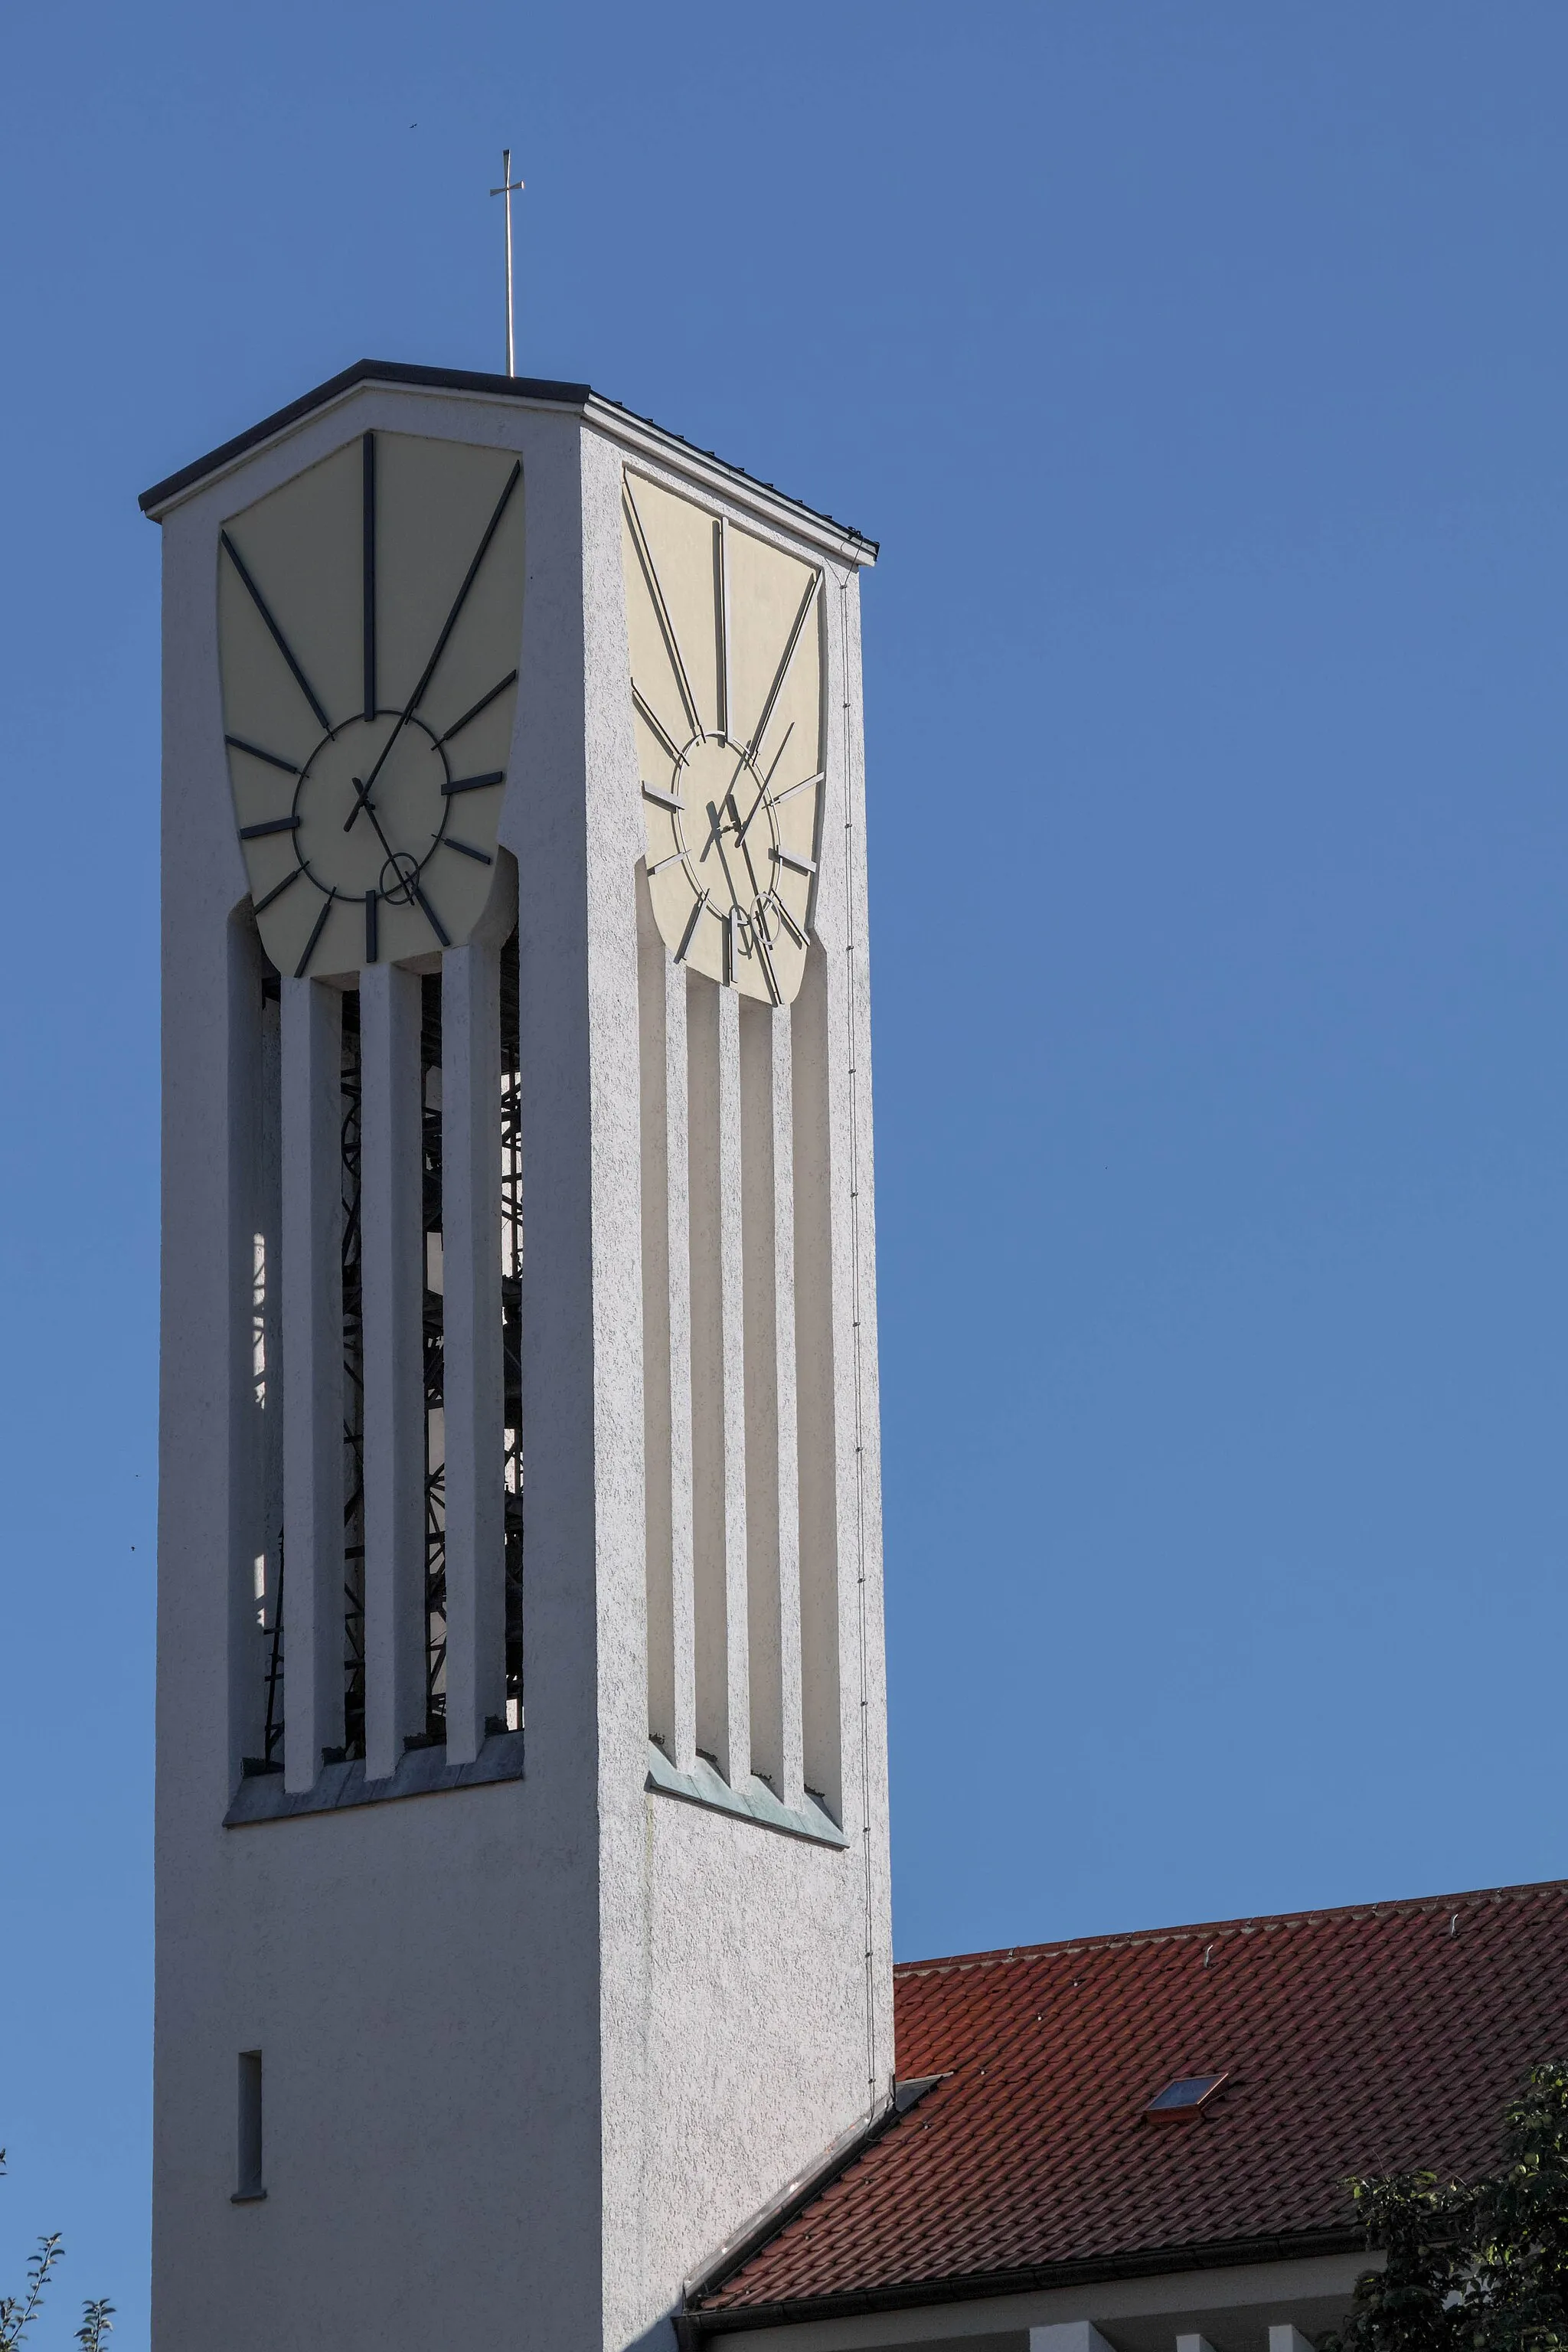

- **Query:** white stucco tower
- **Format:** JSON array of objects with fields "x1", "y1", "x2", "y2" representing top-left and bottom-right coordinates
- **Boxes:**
[{"x1": 145, "y1": 361, "x2": 890, "y2": 2352}]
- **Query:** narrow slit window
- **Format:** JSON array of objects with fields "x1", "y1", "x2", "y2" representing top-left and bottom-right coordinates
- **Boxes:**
[
  {"x1": 339, "y1": 991, "x2": 367, "y2": 1762},
  {"x1": 243, "y1": 957, "x2": 285, "y2": 1780},
  {"x1": 420, "y1": 974, "x2": 447, "y2": 1743},
  {"x1": 234, "y1": 2051, "x2": 264, "y2": 2201}
]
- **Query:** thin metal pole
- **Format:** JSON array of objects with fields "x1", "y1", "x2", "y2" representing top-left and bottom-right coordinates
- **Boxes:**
[
  {"x1": 502, "y1": 149, "x2": 514, "y2": 375},
  {"x1": 490, "y1": 149, "x2": 525, "y2": 377}
]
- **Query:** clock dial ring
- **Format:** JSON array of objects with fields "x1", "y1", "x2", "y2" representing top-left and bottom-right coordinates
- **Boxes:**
[
  {"x1": 285, "y1": 706, "x2": 454, "y2": 906},
  {"x1": 643, "y1": 730, "x2": 808, "y2": 1001},
  {"x1": 219, "y1": 429, "x2": 525, "y2": 978},
  {"x1": 674, "y1": 731, "x2": 777, "y2": 902},
  {"x1": 624, "y1": 469, "x2": 825, "y2": 1004}
]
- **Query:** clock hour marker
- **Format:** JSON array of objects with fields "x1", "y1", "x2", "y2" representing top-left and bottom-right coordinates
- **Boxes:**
[
  {"x1": 632, "y1": 686, "x2": 684, "y2": 766},
  {"x1": 441, "y1": 771, "x2": 506, "y2": 796},
  {"x1": 674, "y1": 889, "x2": 709, "y2": 965},
  {"x1": 362, "y1": 433, "x2": 377, "y2": 723},
  {"x1": 225, "y1": 734, "x2": 302, "y2": 776},
  {"x1": 761, "y1": 727, "x2": 795, "y2": 786},
  {"x1": 349, "y1": 463, "x2": 522, "y2": 823},
  {"x1": 253, "y1": 867, "x2": 302, "y2": 914},
  {"x1": 616, "y1": 471, "x2": 825, "y2": 1004},
  {"x1": 413, "y1": 884, "x2": 451, "y2": 948},
  {"x1": 407, "y1": 462, "x2": 521, "y2": 719},
  {"x1": 218, "y1": 439, "x2": 533, "y2": 979},
  {"x1": 294, "y1": 895, "x2": 334, "y2": 979},
  {"x1": 220, "y1": 531, "x2": 331, "y2": 733},
  {"x1": 623, "y1": 482, "x2": 703, "y2": 744},
  {"x1": 746, "y1": 570, "x2": 821, "y2": 764},
  {"x1": 714, "y1": 516, "x2": 730, "y2": 743},
  {"x1": 436, "y1": 670, "x2": 518, "y2": 747},
  {"x1": 770, "y1": 769, "x2": 825, "y2": 807},
  {"x1": 769, "y1": 890, "x2": 807, "y2": 949},
  {"x1": 753, "y1": 924, "x2": 782, "y2": 1007}
]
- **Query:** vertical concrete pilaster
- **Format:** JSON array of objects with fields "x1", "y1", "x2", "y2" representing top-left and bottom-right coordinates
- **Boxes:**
[
  {"x1": 639, "y1": 884, "x2": 697, "y2": 1771},
  {"x1": 358, "y1": 962, "x2": 426, "y2": 1779},
  {"x1": 280, "y1": 975, "x2": 345, "y2": 1792},
  {"x1": 717, "y1": 982, "x2": 750, "y2": 1784},
  {"x1": 689, "y1": 974, "x2": 750, "y2": 1785},
  {"x1": 741, "y1": 998, "x2": 804, "y2": 1810},
  {"x1": 442, "y1": 939, "x2": 505, "y2": 1763}
]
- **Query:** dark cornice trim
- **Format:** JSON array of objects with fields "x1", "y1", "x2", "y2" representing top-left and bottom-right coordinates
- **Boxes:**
[
  {"x1": 137, "y1": 361, "x2": 880, "y2": 558},
  {"x1": 679, "y1": 2226, "x2": 1367, "y2": 2339},
  {"x1": 139, "y1": 361, "x2": 590, "y2": 513}
]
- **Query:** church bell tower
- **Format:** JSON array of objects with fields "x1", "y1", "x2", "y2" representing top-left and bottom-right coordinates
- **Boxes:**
[{"x1": 144, "y1": 361, "x2": 890, "y2": 2352}]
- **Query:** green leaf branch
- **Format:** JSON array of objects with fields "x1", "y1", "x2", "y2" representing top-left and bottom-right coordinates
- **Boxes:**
[{"x1": 0, "y1": 2154, "x2": 113, "y2": 2352}]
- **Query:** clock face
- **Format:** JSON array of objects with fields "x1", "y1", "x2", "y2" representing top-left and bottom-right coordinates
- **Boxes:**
[
  {"x1": 622, "y1": 472, "x2": 825, "y2": 1004},
  {"x1": 217, "y1": 431, "x2": 525, "y2": 978}
]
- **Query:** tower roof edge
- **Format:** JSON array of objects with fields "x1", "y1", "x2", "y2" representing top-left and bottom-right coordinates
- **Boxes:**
[{"x1": 138, "y1": 358, "x2": 879, "y2": 563}]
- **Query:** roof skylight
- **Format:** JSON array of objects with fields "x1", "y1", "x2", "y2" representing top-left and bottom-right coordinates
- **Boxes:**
[{"x1": 1145, "y1": 2071, "x2": 1228, "y2": 2120}]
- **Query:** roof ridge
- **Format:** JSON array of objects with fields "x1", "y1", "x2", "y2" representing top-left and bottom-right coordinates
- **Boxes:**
[
  {"x1": 894, "y1": 1876, "x2": 1568, "y2": 1976},
  {"x1": 139, "y1": 359, "x2": 878, "y2": 553}
]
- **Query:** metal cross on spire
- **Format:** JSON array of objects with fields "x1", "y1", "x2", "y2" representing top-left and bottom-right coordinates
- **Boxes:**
[{"x1": 489, "y1": 147, "x2": 525, "y2": 377}]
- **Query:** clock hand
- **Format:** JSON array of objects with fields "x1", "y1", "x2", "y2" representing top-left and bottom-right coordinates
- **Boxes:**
[
  {"x1": 697, "y1": 799, "x2": 728, "y2": 864},
  {"x1": 749, "y1": 901, "x2": 782, "y2": 1006},
  {"x1": 727, "y1": 791, "x2": 767, "y2": 910},
  {"x1": 347, "y1": 460, "x2": 521, "y2": 834},
  {"x1": 334, "y1": 771, "x2": 385, "y2": 837},
  {"x1": 342, "y1": 714, "x2": 404, "y2": 834},
  {"x1": 339, "y1": 770, "x2": 443, "y2": 938},
  {"x1": 344, "y1": 773, "x2": 377, "y2": 830},
  {"x1": 345, "y1": 776, "x2": 401, "y2": 878},
  {"x1": 732, "y1": 726, "x2": 795, "y2": 848},
  {"x1": 701, "y1": 802, "x2": 746, "y2": 924}
]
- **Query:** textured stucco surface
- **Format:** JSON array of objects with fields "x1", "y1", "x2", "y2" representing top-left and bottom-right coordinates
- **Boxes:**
[{"x1": 155, "y1": 381, "x2": 888, "y2": 2352}]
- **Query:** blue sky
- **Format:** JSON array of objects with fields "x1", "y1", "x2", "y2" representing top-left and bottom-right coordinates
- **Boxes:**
[{"x1": 4, "y1": 2, "x2": 1568, "y2": 2342}]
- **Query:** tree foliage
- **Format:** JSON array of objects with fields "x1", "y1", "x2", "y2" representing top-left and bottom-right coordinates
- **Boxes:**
[
  {"x1": 0, "y1": 2153, "x2": 113, "y2": 2352},
  {"x1": 1326, "y1": 2062, "x2": 1568, "y2": 2352}
]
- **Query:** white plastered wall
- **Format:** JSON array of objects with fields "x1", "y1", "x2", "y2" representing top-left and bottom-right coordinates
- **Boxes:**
[{"x1": 153, "y1": 377, "x2": 889, "y2": 2352}]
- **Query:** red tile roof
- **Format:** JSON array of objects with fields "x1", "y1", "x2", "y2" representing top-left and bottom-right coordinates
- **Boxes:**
[{"x1": 691, "y1": 1879, "x2": 1568, "y2": 2329}]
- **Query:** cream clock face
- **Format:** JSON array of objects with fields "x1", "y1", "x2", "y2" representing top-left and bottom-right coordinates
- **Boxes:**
[
  {"x1": 622, "y1": 472, "x2": 825, "y2": 1004},
  {"x1": 217, "y1": 431, "x2": 525, "y2": 978}
]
